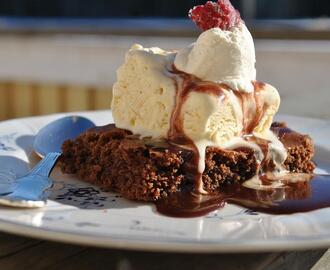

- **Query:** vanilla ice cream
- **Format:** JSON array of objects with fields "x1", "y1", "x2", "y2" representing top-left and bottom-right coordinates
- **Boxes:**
[
  {"x1": 180, "y1": 83, "x2": 280, "y2": 145},
  {"x1": 112, "y1": 44, "x2": 176, "y2": 138},
  {"x1": 174, "y1": 23, "x2": 256, "y2": 93}
]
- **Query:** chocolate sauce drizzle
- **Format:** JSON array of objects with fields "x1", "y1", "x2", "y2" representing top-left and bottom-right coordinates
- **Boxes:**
[
  {"x1": 167, "y1": 67, "x2": 227, "y2": 192},
  {"x1": 235, "y1": 81, "x2": 267, "y2": 134},
  {"x1": 167, "y1": 67, "x2": 271, "y2": 193}
]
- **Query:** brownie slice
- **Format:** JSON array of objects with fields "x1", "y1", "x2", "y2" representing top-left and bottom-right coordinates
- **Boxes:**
[
  {"x1": 271, "y1": 122, "x2": 316, "y2": 173},
  {"x1": 59, "y1": 123, "x2": 315, "y2": 202}
]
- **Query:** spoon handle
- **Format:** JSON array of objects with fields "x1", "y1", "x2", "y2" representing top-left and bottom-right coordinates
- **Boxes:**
[
  {"x1": 0, "y1": 152, "x2": 62, "y2": 208},
  {"x1": 30, "y1": 152, "x2": 61, "y2": 177}
]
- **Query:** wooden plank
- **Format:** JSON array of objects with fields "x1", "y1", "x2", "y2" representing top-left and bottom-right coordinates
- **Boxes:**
[
  {"x1": 0, "y1": 82, "x2": 9, "y2": 120},
  {"x1": 38, "y1": 83, "x2": 61, "y2": 115},
  {"x1": 66, "y1": 85, "x2": 89, "y2": 112},
  {"x1": 0, "y1": 238, "x2": 86, "y2": 270},
  {"x1": 48, "y1": 248, "x2": 327, "y2": 270},
  {"x1": 57, "y1": 85, "x2": 68, "y2": 112},
  {"x1": 48, "y1": 249, "x2": 120, "y2": 270},
  {"x1": 2, "y1": 82, "x2": 15, "y2": 119},
  {"x1": 29, "y1": 83, "x2": 41, "y2": 116},
  {"x1": 253, "y1": 250, "x2": 326, "y2": 270},
  {"x1": 0, "y1": 233, "x2": 41, "y2": 257},
  {"x1": 86, "y1": 86, "x2": 97, "y2": 110},
  {"x1": 95, "y1": 86, "x2": 112, "y2": 110},
  {"x1": 0, "y1": 230, "x2": 325, "y2": 270},
  {"x1": 12, "y1": 82, "x2": 33, "y2": 118},
  {"x1": 0, "y1": 81, "x2": 113, "y2": 118},
  {"x1": 311, "y1": 249, "x2": 330, "y2": 270}
]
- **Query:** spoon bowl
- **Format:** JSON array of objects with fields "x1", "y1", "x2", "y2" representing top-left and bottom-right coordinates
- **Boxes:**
[
  {"x1": 0, "y1": 115, "x2": 96, "y2": 208},
  {"x1": 34, "y1": 116, "x2": 95, "y2": 157}
]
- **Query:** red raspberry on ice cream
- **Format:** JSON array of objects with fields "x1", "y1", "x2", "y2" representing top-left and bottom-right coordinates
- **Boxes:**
[{"x1": 189, "y1": 0, "x2": 242, "y2": 31}]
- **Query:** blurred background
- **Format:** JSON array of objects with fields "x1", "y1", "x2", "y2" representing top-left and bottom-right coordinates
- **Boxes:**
[{"x1": 0, "y1": 0, "x2": 329, "y2": 120}]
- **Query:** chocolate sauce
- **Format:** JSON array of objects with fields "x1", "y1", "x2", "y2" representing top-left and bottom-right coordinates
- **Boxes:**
[
  {"x1": 156, "y1": 173, "x2": 330, "y2": 217},
  {"x1": 168, "y1": 67, "x2": 227, "y2": 192},
  {"x1": 234, "y1": 81, "x2": 268, "y2": 134},
  {"x1": 244, "y1": 135, "x2": 274, "y2": 172}
]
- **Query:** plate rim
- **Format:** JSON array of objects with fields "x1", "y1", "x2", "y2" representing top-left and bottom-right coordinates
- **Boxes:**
[{"x1": 1, "y1": 216, "x2": 330, "y2": 253}]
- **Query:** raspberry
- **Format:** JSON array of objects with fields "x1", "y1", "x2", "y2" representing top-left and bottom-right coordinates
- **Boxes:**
[{"x1": 189, "y1": 0, "x2": 242, "y2": 31}]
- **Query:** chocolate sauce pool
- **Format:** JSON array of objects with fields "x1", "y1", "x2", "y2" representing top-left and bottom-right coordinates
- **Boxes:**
[{"x1": 156, "y1": 174, "x2": 330, "y2": 217}]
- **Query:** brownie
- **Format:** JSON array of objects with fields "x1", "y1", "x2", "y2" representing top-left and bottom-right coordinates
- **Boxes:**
[{"x1": 59, "y1": 123, "x2": 316, "y2": 202}]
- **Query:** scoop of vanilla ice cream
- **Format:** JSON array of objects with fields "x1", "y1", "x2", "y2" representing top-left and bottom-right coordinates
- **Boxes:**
[
  {"x1": 111, "y1": 44, "x2": 176, "y2": 138},
  {"x1": 174, "y1": 23, "x2": 256, "y2": 93},
  {"x1": 181, "y1": 83, "x2": 280, "y2": 145},
  {"x1": 182, "y1": 89, "x2": 242, "y2": 144}
]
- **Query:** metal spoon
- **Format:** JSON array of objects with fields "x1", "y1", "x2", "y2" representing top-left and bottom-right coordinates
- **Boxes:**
[{"x1": 0, "y1": 116, "x2": 95, "y2": 208}]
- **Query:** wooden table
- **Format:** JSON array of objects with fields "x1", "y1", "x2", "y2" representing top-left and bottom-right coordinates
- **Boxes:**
[{"x1": 0, "y1": 232, "x2": 328, "y2": 270}]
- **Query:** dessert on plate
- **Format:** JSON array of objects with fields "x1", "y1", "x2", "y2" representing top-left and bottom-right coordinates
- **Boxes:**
[{"x1": 60, "y1": 0, "x2": 321, "y2": 217}]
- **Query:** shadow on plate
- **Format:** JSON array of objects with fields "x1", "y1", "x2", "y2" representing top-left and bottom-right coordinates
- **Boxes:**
[
  {"x1": 0, "y1": 155, "x2": 30, "y2": 176},
  {"x1": 0, "y1": 155, "x2": 29, "y2": 201},
  {"x1": 15, "y1": 135, "x2": 39, "y2": 169},
  {"x1": 314, "y1": 146, "x2": 330, "y2": 174}
]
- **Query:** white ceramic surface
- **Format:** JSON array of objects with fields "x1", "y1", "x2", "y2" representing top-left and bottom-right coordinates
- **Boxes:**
[{"x1": 0, "y1": 111, "x2": 329, "y2": 253}]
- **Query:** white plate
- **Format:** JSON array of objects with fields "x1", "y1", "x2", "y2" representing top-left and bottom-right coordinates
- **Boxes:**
[{"x1": 0, "y1": 111, "x2": 329, "y2": 253}]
